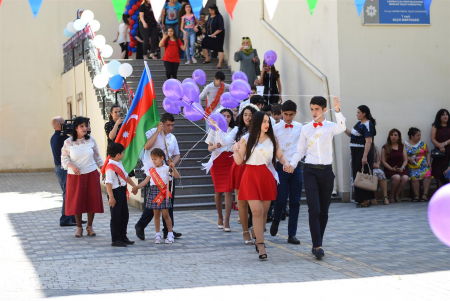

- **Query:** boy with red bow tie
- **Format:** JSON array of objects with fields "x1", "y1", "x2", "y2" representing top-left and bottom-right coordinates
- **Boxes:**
[{"x1": 289, "y1": 96, "x2": 346, "y2": 259}]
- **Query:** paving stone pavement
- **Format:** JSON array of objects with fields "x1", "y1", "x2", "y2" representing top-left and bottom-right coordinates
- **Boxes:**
[{"x1": 1, "y1": 172, "x2": 449, "y2": 301}]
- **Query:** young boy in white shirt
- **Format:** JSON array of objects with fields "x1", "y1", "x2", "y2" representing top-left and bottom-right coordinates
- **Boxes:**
[
  {"x1": 289, "y1": 96, "x2": 346, "y2": 258},
  {"x1": 105, "y1": 143, "x2": 138, "y2": 247}
]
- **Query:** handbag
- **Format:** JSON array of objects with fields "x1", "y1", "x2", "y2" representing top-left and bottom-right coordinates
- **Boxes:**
[
  {"x1": 354, "y1": 164, "x2": 378, "y2": 192},
  {"x1": 431, "y1": 128, "x2": 447, "y2": 158},
  {"x1": 252, "y1": 49, "x2": 261, "y2": 77}
]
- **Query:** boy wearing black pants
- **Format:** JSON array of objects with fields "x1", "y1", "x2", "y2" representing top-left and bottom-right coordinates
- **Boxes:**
[
  {"x1": 105, "y1": 143, "x2": 138, "y2": 247},
  {"x1": 289, "y1": 96, "x2": 346, "y2": 258}
]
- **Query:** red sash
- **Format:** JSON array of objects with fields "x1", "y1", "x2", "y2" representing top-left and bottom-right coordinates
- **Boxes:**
[
  {"x1": 204, "y1": 83, "x2": 225, "y2": 120},
  {"x1": 105, "y1": 164, "x2": 130, "y2": 200},
  {"x1": 149, "y1": 167, "x2": 173, "y2": 206}
]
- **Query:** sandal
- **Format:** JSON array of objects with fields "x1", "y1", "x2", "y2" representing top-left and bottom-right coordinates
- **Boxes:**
[
  {"x1": 258, "y1": 243, "x2": 267, "y2": 261},
  {"x1": 395, "y1": 195, "x2": 402, "y2": 203},
  {"x1": 359, "y1": 201, "x2": 372, "y2": 208},
  {"x1": 215, "y1": 66, "x2": 222, "y2": 69},
  {"x1": 420, "y1": 193, "x2": 429, "y2": 202},
  {"x1": 383, "y1": 197, "x2": 390, "y2": 205},
  {"x1": 202, "y1": 60, "x2": 211, "y2": 64},
  {"x1": 411, "y1": 195, "x2": 420, "y2": 202},
  {"x1": 74, "y1": 227, "x2": 83, "y2": 238},
  {"x1": 371, "y1": 199, "x2": 378, "y2": 205},
  {"x1": 86, "y1": 226, "x2": 96, "y2": 236},
  {"x1": 242, "y1": 231, "x2": 253, "y2": 245}
]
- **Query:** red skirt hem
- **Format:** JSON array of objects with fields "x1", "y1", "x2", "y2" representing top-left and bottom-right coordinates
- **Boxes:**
[
  {"x1": 228, "y1": 161, "x2": 247, "y2": 190},
  {"x1": 238, "y1": 165, "x2": 277, "y2": 201},
  {"x1": 65, "y1": 170, "x2": 104, "y2": 215},
  {"x1": 211, "y1": 152, "x2": 234, "y2": 192}
]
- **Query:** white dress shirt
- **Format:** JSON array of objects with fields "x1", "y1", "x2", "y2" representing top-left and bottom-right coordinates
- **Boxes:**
[
  {"x1": 61, "y1": 137, "x2": 104, "y2": 175},
  {"x1": 143, "y1": 164, "x2": 171, "y2": 186},
  {"x1": 104, "y1": 160, "x2": 128, "y2": 189},
  {"x1": 199, "y1": 82, "x2": 230, "y2": 107},
  {"x1": 202, "y1": 128, "x2": 234, "y2": 173},
  {"x1": 143, "y1": 128, "x2": 180, "y2": 167},
  {"x1": 273, "y1": 120, "x2": 303, "y2": 162},
  {"x1": 290, "y1": 112, "x2": 346, "y2": 168}
]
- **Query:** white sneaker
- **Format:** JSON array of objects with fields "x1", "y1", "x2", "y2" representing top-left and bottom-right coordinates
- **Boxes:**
[
  {"x1": 237, "y1": 216, "x2": 241, "y2": 224},
  {"x1": 155, "y1": 233, "x2": 161, "y2": 244},
  {"x1": 192, "y1": 57, "x2": 197, "y2": 64},
  {"x1": 165, "y1": 236, "x2": 174, "y2": 244},
  {"x1": 185, "y1": 60, "x2": 191, "y2": 65}
]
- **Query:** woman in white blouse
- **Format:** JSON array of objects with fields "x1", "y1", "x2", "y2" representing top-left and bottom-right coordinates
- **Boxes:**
[
  {"x1": 62, "y1": 117, "x2": 104, "y2": 238},
  {"x1": 203, "y1": 108, "x2": 235, "y2": 232},
  {"x1": 233, "y1": 111, "x2": 292, "y2": 260}
]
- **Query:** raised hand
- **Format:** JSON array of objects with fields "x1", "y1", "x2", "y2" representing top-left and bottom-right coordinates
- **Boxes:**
[{"x1": 333, "y1": 97, "x2": 341, "y2": 112}]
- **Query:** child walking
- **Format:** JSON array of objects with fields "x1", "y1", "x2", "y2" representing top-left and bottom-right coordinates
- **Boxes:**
[
  {"x1": 133, "y1": 148, "x2": 180, "y2": 244},
  {"x1": 180, "y1": 3, "x2": 199, "y2": 64},
  {"x1": 105, "y1": 143, "x2": 138, "y2": 247}
]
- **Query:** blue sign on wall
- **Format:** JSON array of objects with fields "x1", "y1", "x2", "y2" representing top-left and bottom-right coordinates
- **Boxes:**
[{"x1": 363, "y1": 0, "x2": 431, "y2": 25}]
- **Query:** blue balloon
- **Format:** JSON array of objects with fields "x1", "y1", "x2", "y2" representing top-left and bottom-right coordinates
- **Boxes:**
[
  {"x1": 131, "y1": 48, "x2": 137, "y2": 53},
  {"x1": 131, "y1": 29, "x2": 136, "y2": 35},
  {"x1": 109, "y1": 75, "x2": 123, "y2": 90},
  {"x1": 107, "y1": 60, "x2": 122, "y2": 76},
  {"x1": 130, "y1": 0, "x2": 137, "y2": 4},
  {"x1": 132, "y1": 15, "x2": 138, "y2": 21},
  {"x1": 63, "y1": 28, "x2": 74, "y2": 38},
  {"x1": 133, "y1": 24, "x2": 138, "y2": 29},
  {"x1": 126, "y1": 5, "x2": 132, "y2": 10}
]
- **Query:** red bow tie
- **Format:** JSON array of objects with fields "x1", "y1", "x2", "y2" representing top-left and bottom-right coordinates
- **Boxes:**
[
  {"x1": 313, "y1": 122, "x2": 323, "y2": 128},
  {"x1": 285, "y1": 124, "x2": 293, "y2": 129}
]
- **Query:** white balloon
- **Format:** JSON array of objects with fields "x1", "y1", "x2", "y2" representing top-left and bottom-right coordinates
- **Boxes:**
[
  {"x1": 81, "y1": 10, "x2": 94, "y2": 22},
  {"x1": 73, "y1": 19, "x2": 88, "y2": 31},
  {"x1": 89, "y1": 20, "x2": 101, "y2": 32},
  {"x1": 101, "y1": 45, "x2": 113, "y2": 58},
  {"x1": 93, "y1": 35, "x2": 106, "y2": 49},
  {"x1": 93, "y1": 74, "x2": 109, "y2": 89},
  {"x1": 119, "y1": 63, "x2": 133, "y2": 78},
  {"x1": 107, "y1": 60, "x2": 122, "y2": 76},
  {"x1": 67, "y1": 21, "x2": 77, "y2": 33},
  {"x1": 101, "y1": 64, "x2": 111, "y2": 78}
]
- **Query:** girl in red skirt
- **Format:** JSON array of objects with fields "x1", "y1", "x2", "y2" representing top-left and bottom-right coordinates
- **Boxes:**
[
  {"x1": 216, "y1": 104, "x2": 258, "y2": 245},
  {"x1": 233, "y1": 111, "x2": 292, "y2": 260},
  {"x1": 203, "y1": 108, "x2": 235, "y2": 232},
  {"x1": 61, "y1": 117, "x2": 104, "y2": 238}
]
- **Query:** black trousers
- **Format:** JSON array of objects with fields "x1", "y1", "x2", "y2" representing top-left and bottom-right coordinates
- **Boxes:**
[
  {"x1": 136, "y1": 42, "x2": 143, "y2": 59},
  {"x1": 351, "y1": 146, "x2": 375, "y2": 203},
  {"x1": 163, "y1": 61, "x2": 180, "y2": 79},
  {"x1": 119, "y1": 42, "x2": 129, "y2": 59},
  {"x1": 137, "y1": 180, "x2": 176, "y2": 231},
  {"x1": 139, "y1": 23, "x2": 159, "y2": 56},
  {"x1": 109, "y1": 186, "x2": 129, "y2": 242},
  {"x1": 303, "y1": 167, "x2": 334, "y2": 248}
]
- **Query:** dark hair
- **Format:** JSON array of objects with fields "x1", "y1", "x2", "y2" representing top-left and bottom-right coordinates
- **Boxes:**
[
  {"x1": 383, "y1": 128, "x2": 402, "y2": 160},
  {"x1": 122, "y1": 13, "x2": 130, "y2": 25},
  {"x1": 261, "y1": 105, "x2": 272, "y2": 113},
  {"x1": 236, "y1": 106, "x2": 257, "y2": 141},
  {"x1": 250, "y1": 95, "x2": 264, "y2": 105},
  {"x1": 408, "y1": 127, "x2": 421, "y2": 139},
  {"x1": 107, "y1": 142, "x2": 125, "y2": 158},
  {"x1": 250, "y1": 85, "x2": 256, "y2": 91},
  {"x1": 72, "y1": 116, "x2": 90, "y2": 140},
  {"x1": 272, "y1": 104, "x2": 282, "y2": 115},
  {"x1": 310, "y1": 96, "x2": 327, "y2": 109},
  {"x1": 220, "y1": 108, "x2": 235, "y2": 129},
  {"x1": 200, "y1": 12, "x2": 205, "y2": 16},
  {"x1": 432, "y1": 109, "x2": 450, "y2": 129},
  {"x1": 262, "y1": 60, "x2": 279, "y2": 79},
  {"x1": 281, "y1": 100, "x2": 296, "y2": 112},
  {"x1": 246, "y1": 111, "x2": 277, "y2": 166},
  {"x1": 161, "y1": 113, "x2": 175, "y2": 123},
  {"x1": 178, "y1": 3, "x2": 191, "y2": 24},
  {"x1": 151, "y1": 148, "x2": 166, "y2": 159},
  {"x1": 109, "y1": 104, "x2": 121, "y2": 121},
  {"x1": 209, "y1": 4, "x2": 220, "y2": 15},
  {"x1": 358, "y1": 105, "x2": 377, "y2": 136},
  {"x1": 214, "y1": 71, "x2": 225, "y2": 81},
  {"x1": 165, "y1": 27, "x2": 180, "y2": 48}
]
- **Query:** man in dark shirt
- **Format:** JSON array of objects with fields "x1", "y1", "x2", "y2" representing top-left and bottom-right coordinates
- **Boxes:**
[{"x1": 50, "y1": 117, "x2": 77, "y2": 226}]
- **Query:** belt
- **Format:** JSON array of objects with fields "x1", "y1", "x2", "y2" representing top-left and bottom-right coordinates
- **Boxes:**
[
  {"x1": 304, "y1": 163, "x2": 332, "y2": 170},
  {"x1": 55, "y1": 165, "x2": 61, "y2": 167}
]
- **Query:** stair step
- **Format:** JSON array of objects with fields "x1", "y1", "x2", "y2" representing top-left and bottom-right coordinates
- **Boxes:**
[{"x1": 176, "y1": 175, "x2": 212, "y2": 185}]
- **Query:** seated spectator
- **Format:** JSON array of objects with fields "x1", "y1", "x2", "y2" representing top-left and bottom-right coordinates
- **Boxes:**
[
  {"x1": 272, "y1": 104, "x2": 282, "y2": 124},
  {"x1": 405, "y1": 127, "x2": 432, "y2": 202},
  {"x1": 261, "y1": 105, "x2": 272, "y2": 117},
  {"x1": 430, "y1": 109, "x2": 450, "y2": 187},
  {"x1": 381, "y1": 129, "x2": 409, "y2": 203},
  {"x1": 443, "y1": 162, "x2": 450, "y2": 184},
  {"x1": 373, "y1": 146, "x2": 389, "y2": 205}
]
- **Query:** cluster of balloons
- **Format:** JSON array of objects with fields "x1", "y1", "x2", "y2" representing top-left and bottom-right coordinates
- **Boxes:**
[
  {"x1": 93, "y1": 60, "x2": 134, "y2": 90},
  {"x1": 125, "y1": 0, "x2": 141, "y2": 57},
  {"x1": 64, "y1": 10, "x2": 101, "y2": 38}
]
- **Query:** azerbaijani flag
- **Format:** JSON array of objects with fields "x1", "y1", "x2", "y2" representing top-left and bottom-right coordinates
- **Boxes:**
[{"x1": 101, "y1": 63, "x2": 159, "y2": 174}]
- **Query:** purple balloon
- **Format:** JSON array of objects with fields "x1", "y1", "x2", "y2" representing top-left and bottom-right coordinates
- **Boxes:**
[
  {"x1": 264, "y1": 50, "x2": 277, "y2": 66},
  {"x1": 232, "y1": 71, "x2": 248, "y2": 83},
  {"x1": 163, "y1": 97, "x2": 181, "y2": 114},
  {"x1": 220, "y1": 92, "x2": 240, "y2": 109},
  {"x1": 192, "y1": 69, "x2": 207, "y2": 86},
  {"x1": 229, "y1": 79, "x2": 251, "y2": 101},
  {"x1": 428, "y1": 184, "x2": 450, "y2": 247},
  {"x1": 183, "y1": 102, "x2": 205, "y2": 121},
  {"x1": 208, "y1": 113, "x2": 227, "y2": 132},
  {"x1": 162, "y1": 79, "x2": 183, "y2": 101},
  {"x1": 182, "y1": 78, "x2": 196, "y2": 85},
  {"x1": 182, "y1": 82, "x2": 200, "y2": 102}
]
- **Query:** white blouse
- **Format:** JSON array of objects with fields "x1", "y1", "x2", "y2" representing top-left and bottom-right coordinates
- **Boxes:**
[
  {"x1": 216, "y1": 126, "x2": 239, "y2": 146},
  {"x1": 117, "y1": 23, "x2": 130, "y2": 44},
  {"x1": 202, "y1": 128, "x2": 234, "y2": 174},
  {"x1": 241, "y1": 134, "x2": 279, "y2": 183},
  {"x1": 61, "y1": 137, "x2": 104, "y2": 175},
  {"x1": 143, "y1": 163, "x2": 171, "y2": 185}
]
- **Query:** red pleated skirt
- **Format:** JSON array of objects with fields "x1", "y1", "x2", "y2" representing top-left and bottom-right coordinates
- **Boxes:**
[
  {"x1": 238, "y1": 165, "x2": 277, "y2": 201},
  {"x1": 211, "y1": 152, "x2": 234, "y2": 193},
  {"x1": 65, "y1": 170, "x2": 104, "y2": 215},
  {"x1": 228, "y1": 160, "x2": 247, "y2": 190}
]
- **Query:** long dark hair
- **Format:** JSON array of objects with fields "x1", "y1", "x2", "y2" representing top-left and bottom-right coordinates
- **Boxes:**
[
  {"x1": 72, "y1": 116, "x2": 90, "y2": 140},
  {"x1": 236, "y1": 106, "x2": 257, "y2": 141},
  {"x1": 122, "y1": 13, "x2": 130, "y2": 25},
  {"x1": 220, "y1": 108, "x2": 235, "y2": 129},
  {"x1": 178, "y1": 3, "x2": 192, "y2": 24},
  {"x1": 262, "y1": 60, "x2": 279, "y2": 79},
  {"x1": 384, "y1": 128, "x2": 402, "y2": 160},
  {"x1": 165, "y1": 27, "x2": 180, "y2": 48},
  {"x1": 109, "y1": 104, "x2": 121, "y2": 122},
  {"x1": 245, "y1": 111, "x2": 277, "y2": 166},
  {"x1": 358, "y1": 105, "x2": 377, "y2": 136},
  {"x1": 432, "y1": 109, "x2": 450, "y2": 129}
]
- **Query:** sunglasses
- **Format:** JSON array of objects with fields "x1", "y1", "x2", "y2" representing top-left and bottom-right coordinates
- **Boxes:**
[{"x1": 242, "y1": 37, "x2": 249, "y2": 39}]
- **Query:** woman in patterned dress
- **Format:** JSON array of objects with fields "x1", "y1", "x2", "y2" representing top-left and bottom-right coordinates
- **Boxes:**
[{"x1": 404, "y1": 127, "x2": 432, "y2": 202}]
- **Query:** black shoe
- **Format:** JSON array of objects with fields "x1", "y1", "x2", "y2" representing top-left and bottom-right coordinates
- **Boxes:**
[
  {"x1": 135, "y1": 224, "x2": 145, "y2": 240},
  {"x1": 60, "y1": 222, "x2": 77, "y2": 227},
  {"x1": 111, "y1": 241, "x2": 127, "y2": 247},
  {"x1": 287, "y1": 236, "x2": 301, "y2": 245},
  {"x1": 312, "y1": 247, "x2": 325, "y2": 259},
  {"x1": 270, "y1": 221, "x2": 279, "y2": 236},
  {"x1": 281, "y1": 212, "x2": 286, "y2": 221},
  {"x1": 81, "y1": 220, "x2": 87, "y2": 224},
  {"x1": 122, "y1": 237, "x2": 135, "y2": 245},
  {"x1": 266, "y1": 215, "x2": 273, "y2": 223},
  {"x1": 173, "y1": 231, "x2": 182, "y2": 238}
]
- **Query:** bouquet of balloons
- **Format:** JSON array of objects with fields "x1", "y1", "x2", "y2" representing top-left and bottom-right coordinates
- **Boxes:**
[{"x1": 93, "y1": 60, "x2": 133, "y2": 91}]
